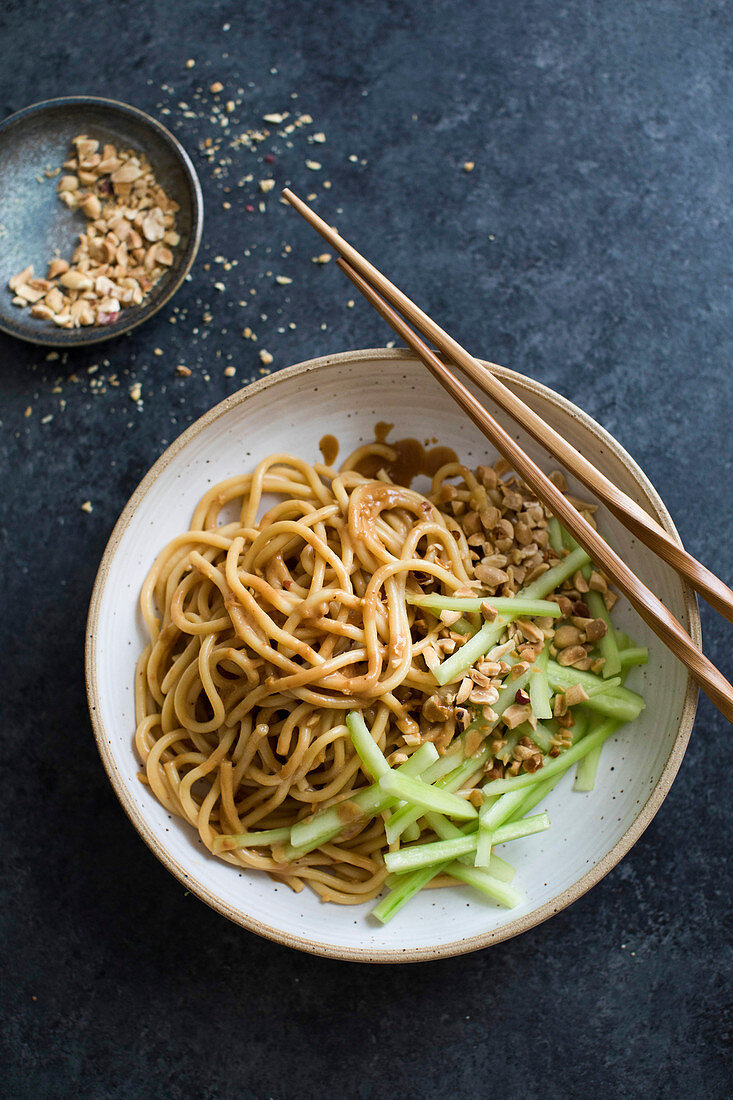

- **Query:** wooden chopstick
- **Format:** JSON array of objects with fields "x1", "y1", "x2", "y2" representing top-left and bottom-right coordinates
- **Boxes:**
[
  {"x1": 334, "y1": 256, "x2": 733, "y2": 723},
  {"x1": 282, "y1": 187, "x2": 733, "y2": 626}
]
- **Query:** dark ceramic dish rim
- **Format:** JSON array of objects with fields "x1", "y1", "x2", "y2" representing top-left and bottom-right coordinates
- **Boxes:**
[{"x1": 0, "y1": 95, "x2": 203, "y2": 347}]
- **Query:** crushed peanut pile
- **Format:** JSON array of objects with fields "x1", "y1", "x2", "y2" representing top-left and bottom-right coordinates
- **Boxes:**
[
  {"x1": 8, "y1": 135, "x2": 180, "y2": 329},
  {"x1": 407, "y1": 460, "x2": 617, "y2": 780}
]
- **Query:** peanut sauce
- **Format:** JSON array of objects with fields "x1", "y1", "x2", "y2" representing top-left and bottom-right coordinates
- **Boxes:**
[
  {"x1": 356, "y1": 424, "x2": 458, "y2": 486},
  {"x1": 336, "y1": 800, "x2": 365, "y2": 824},
  {"x1": 350, "y1": 482, "x2": 434, "y2": 532},
  {"x1": 318, "y1": 433, "x2": 340, "y2": 466},
  {"x1": 320, "y1": 423, "x2": 458, "y2": 486}
]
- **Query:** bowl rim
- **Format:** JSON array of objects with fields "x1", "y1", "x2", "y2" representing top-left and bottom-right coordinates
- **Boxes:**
[
  {"x1": 0, "y1": 94, "x2": 203, "y2": 347},
  {"x1": 85, "y1": 348, "x2": 701, "y2": 963}
]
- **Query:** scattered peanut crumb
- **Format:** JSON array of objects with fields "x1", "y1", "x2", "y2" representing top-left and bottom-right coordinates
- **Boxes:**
[
  {"x1": 186, "y1": 59, "x2": 196, "y2": 69},
  {"x1": 81, "y1": 501, "x2": 93, "y2": 513},
  {"x1": 176, "y1": 365, "x2": 192, "y2": 377},
  {"x1": 129, "y1": 382, "x2": 142, "y2": 401},
  {"x1": 275, "y1": 275, "x2": 292, "y2": 285},
  {"x1": 224, "y1": 366, "x2": 236, "y2": 377},
  {"x1": 210, "y1": 81, "x2": 224, "y2": 94},
  {"x1": 312, "y1": 253, "x2": 331, "y2": 264},
  {"x1": 24, "y1": 406, "x2": 32, "y2": 417},
  {"x1": 259, "y1": 349, "x2": 273, "y2": 365},
  {"x1": 154, "y1": 347, "x2": 163, "y2": 356},
  {"x1": 463, "y1": 161, "x2": 475, "y2": 172},
  {"x1": 259, "y1": 179, "x2": 275, "y2": 193}
]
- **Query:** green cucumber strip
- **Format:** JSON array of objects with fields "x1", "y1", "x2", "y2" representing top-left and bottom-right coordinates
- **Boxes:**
[
  {"x1": 519, "y1": 546, "x2": 591, "y2": 599},
  {"x1": 371, "y1": 863, "x2": 445, "y2": 924},
  {"x1": 574, "y1": 741, "x2": 604, "y2": 791},
  {"x1": 487, "y1": 813, "x2": 551, "y2": 845},
  {"x1": 378, "y1": 772, "x2": 478, "y2": 821},
  {"x1": 433, "y1": 615, "x2": 510, "y2": 685},
  {"x1": 346, "y1": 710, "x2": 389, "y2": 780},
  {"x1": 408, "y1": 594, "x2": 561, "y2": 617},
  {"x1": 483, "y1": 719, "x2": 620, "y2": 797},
  {"x1": 384, "y1": 813, "x2": 550, "y2": 873},
  {"x1": 529, "y1": 644, "x2": 553, "y2": 720},
  {"x1": 507, "y1": 773, "x2": 562, "y2": 820},
  {"x1": 486, "y1": 852, "x2": 516, "y2": 883},
  {"x1": 385, "y1": 835, "x2": 476, "y2": 870},
  {"x1": 434, "y1": 548, "x2": 589, "y2": 686},
  {"x1": 547, "y1": 661, "x2": 644, "y2": 722},
  {"x1": 547, "y1": 517, "x2": 565, "y2": 554},
  {"x1": 384, "y1": 742, "x2": 490, "y2": 844},
  {"x1": 420, "y1": 818, "x2": 517, "y2": 884},
  {"x1": 561, "y1": 525, "x2": 581, "y2": 553},
  {"x1": 583, "y1": 675, "x2": 622, "y2": 698},
  {"x1": 474, "y1": 824, "x2": 494, "y2": 868},
  {"x1": 586, "y1": 590, "x2": 622, "y2": 678},
  {"x1": 446, "y1": 862, "x2": 522, "y2": 908},
  {"x1": 371, "y1": 845, "x2": 518, "y2": 924},
  {"x1": 503, "y1": 712, "x2": 606, "y2": 818},
  {"x1": 504, "y1": 712, "x2": 600, "y2": 819},
  {"x1": 384, "y1": 666, "x2": 533, "y2": 843},
  {"x1": 515, "y1": 719, "x2": 554, "y2": 753},
  {"x1": 285, "y1": 741, "x2": 439, "y2": 857},
  {"x1": 426, "y1": 811, "x2": 517, "y2": 882},
  {"x1": 425, "y1": 811, "x2": 483, "y2": 850},
  {"x1": 474, "y1": 786, "x2": 529, "y2": 868},
  {"x1": 619, "y1": 647, "x2": 649, "y2": 668},
  {"x1": 479, "y1": 787, "x2": 528, "y2": 829}
]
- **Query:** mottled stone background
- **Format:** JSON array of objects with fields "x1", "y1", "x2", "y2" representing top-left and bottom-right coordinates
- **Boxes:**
[{"x1": 1, "y1": 1, "x2": 730, "y2": 1096}]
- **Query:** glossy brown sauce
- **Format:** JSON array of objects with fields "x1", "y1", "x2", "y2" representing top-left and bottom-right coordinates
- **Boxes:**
[
  {"x1": 319, "y1": 423, "x2": 458, "y2": 486},
  {"x1": 318, "y1": 433, "x2": 340, "y2": 466},
  {"x1": 356, "y1": 435, "x2": 458, "y2": 486}
]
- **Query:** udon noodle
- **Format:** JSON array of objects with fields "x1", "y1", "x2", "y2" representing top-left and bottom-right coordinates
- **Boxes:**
[{"x1": 134, "y1": 442, "x2": 594, "y2": 903}]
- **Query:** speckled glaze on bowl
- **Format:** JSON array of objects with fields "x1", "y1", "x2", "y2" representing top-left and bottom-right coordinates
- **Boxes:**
[
  {"x1": 85, "y1": 349, "x2": 700, "y2": 962},
  {"x1": 0, "y1": 96, "x2": 202, "y2": 346}
]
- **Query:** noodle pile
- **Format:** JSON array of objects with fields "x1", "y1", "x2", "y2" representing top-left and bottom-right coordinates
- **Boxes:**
[{"x1": 134, "y1": 444, "x2": 576, "y2": 903}]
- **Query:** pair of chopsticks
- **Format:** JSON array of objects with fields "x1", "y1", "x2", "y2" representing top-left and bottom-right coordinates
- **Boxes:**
[{"x1": 283, "y1": 188, "x2": 733, "y2": 725}]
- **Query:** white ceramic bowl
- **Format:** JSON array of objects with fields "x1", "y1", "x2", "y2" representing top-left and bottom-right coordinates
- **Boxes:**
[{"x1": 86, "y1": 349, "x2": 699, "y2": 962}]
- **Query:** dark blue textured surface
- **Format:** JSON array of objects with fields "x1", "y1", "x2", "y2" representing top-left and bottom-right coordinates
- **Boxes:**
[{"x1": 1, "y1": 2, "x2": 731, "y2": 1096}]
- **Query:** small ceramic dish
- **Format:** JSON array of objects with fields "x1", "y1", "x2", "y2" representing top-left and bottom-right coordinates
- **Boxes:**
[
  {"x1": 0, "y1": 96, "x2": 203, "y2": 346},
  {"x1": 85, "y1": 349, "x2": 699, "y2": 962}
]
